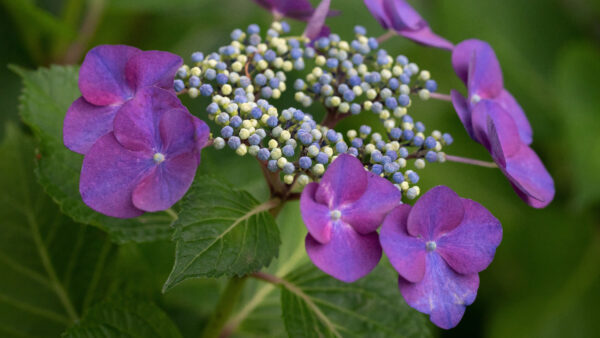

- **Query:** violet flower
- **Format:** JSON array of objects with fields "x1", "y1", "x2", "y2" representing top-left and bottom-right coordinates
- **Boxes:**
[
  {"x1": 363, "y1": 0, "x2": 453, "y2": 50},
  {"x1": 64, "y1": 45, "x2": 182, "y2": 154},
  {"x1": 252, "y1": 0, "x2": 338, "y2": 22},
  {"x1": 451, "y1": 40, "x2": 555, "y2": 208},
  {"x1": 451, "y1": 39, "x2": 532, "y2": 145},
  {"x1": 79, "y1": 87, "x2": 209, "y2": 218},
  {"x1": 380, "y1": 186, "x2": 502, "y2": 329},
  {"x1": 300, "y1": 154, "x2": 401, "y2": 282}
]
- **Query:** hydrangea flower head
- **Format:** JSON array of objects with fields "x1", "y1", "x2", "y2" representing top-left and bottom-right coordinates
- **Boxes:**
[
  {"x1": 79, "y1": 87, "x2": 209, "y2": 218},
  {"x1": 364, "y1": 0, "x2": 454, "y2": 50},
  {"x1": 451, "y1": 39, "x2": 532, "y2": 144},
  {"x1": 450, "y1": 40, "x2": 555, "y2": 208},
  {"x1": 64, "y1": 45, "x2": 182, "y2": 154},
  {"x1": 300, "y1": 154, "x2": 401, "y2": 282},
  {"x1": 380, "y1": 186, "x2": 502, "y2": 329}
]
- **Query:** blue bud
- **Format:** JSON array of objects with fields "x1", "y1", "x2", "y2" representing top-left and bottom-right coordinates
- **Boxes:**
[
  {"x1": 264, "y1": 50, "x2": 276, "y2": 62},
  {"x1": 347, "y1": 147, "x2": 359, "y2": 156},
  {"x1": 255, "y1": 74, "x2": 267, "y2": 86},
  {"x1": 388, "y1": 78, "x2": 399, "y2": 90},
  {"x1": 372, "y1": 102, "x2": 383, "y2": 113},
  {"x1": 205, "y1": 68, "x2": 216, "y2": 80},
  {"x1": 234, "y1": 88, "x2": 246, "y2": 97},
  {"x1": 424, "y1": 136, "x2": 436, "y2": 149},
  {"x1": 207, "y1": 102, "x2": 219, "y2": 114},
  {"x1": 311, "y1": 83, "x2": 322, "y2": 94},
  {"x1": 200, "y1": 84, "x2": 213, "y2": 96},
  {"x1": 326, "y1": 129, "x2": 338, "y2": 142},
  {"x1": 338, "y1": 83, "x2": 349, "y2": 94},
  {"x1": 408, "y1": 171, "x2": 420, "y2": 183},
  {"x1": 281, "y1": 21, "x2": 290, "y2": 33},
  {"x1": 226, "y1": 115, "x2": 240, "y2": 128},
  {"x1": 348, "y1": 75, "x2": 361, "y2": 87},
  {"x1": 216, "y1": 62, "x2": 227, "y2": 70},
  {"x1": 350, "y1": 103, "x2": 361, "y2": 115},
  {"x1": 217, "y1": 113, "x2": 230, "y2": 124},
  {"x1": 329, "y1": 33, "x2": 341, "y2": 43},
  {"x1": 351, "y1": 54, "x2": 364, "y2": 65},
  {"x1": 399, "y1": 147, "x2": 409, "y2": 158},
  {"x1": 266, "y1": 116, "x2": 278, "y2": 127},
  {"x1": 326, "y1": 58, "x2": 339, "y2": 69},
  {"x1": 282, "y1": 145, "x2": 295, "y2": 157},
  {"x1": 377, "y1": 54, "x2": 388, "y2": 65},
  {"x1": 413, "y1": 136, "x2": 424, "y2": 147},
  {"x1": 343, "y1": 90, "x2": 355, "y2": 102},
  {"x1": 269, "y1": 77, "x2": 280, "y2": 88},
  {"x1": 399, "y1": 74, "x2": 410, "y2": 84},
  {"x1": 298, "y1": 131, "x2": 313, "y2": 145},
  {"x1": 304, "y1": 47, "x2": 316, "y2": 58},
  {"x1": 415, "y1": 122, "x2": 425, "y2": 132},
  {"x1": 294, "y1": 59, "x2": 305, "y2": 70},
  {"x1": 294, "y1": 79, "x2": 306, "y2": 90},
  {"x1": 354, "y1": 25, "x2": 367, "y2": 35},
  {"x1": 371, "y1": 151, "x2": 383, "y2": 163},
  {"x1": 390, "y1": 128, "x2": 402, "y2": 140},
  {"x1": 371, "y1": 164, "x2": 383, "y2": 175},
  {"x1": 425, "y1": 151, "x2": 438, "y2": 162},
  {"x1": 351, "y1": 137, "x2": 363, "y2": 148},
  {"x1": 257, "y1": 148, "x2": 270, "y2": 161},
  {"x1": 443, "y1": 133, "x2": 454, "y2": 145},
  {"x1": 228, "y1": 136, "x2": 241, "y2": 149},
  {"x1": 402, "y1": 115, "x2": 413, "y2": 123},
  {"x1": 251, "y1": 107, "x2": 263, "y2": 119},
  {"x1": 341, "y1": 60, "x2": 353, "y2": 70},
  {"x1": 425, "y1": 79, "x2": 438, "y2": 92},
  {"x1": 249, "y1": 34, "x2": 261, "y2": 45},
  {"x1": 384, "y1": 162, "x2": 397, "y2": 173},
  {"x1": 173, "y1": 79, "x2": 185, "y2": 92},
  {"x1": 386, "y1": 150, "x2": 398, "y2": 160},
  {"x1": 385, "y1": 97, "x2": 398, "y2": 109},
  {"x1": 289, "y1": 38, "x2": 300, "y2": 48},
  {"x1": 261, "y1": 86, "x2": 273, "y2": 98},
  {"x1": 253, "y1": 53, "x2": 263, "y2": 62},
  {"x1": 316, "y1": 37, "x2": 330, "y2": 49},
  {"x1": 376, "y1": 140, "x2": 386, "y2": 150},
  {"x1": 299, "y1": 156, "x2": 312, "y2": 169},
  {"x1": 402, "y1": 129, "x2": 414, "y2": 141},
  {"x1": 381, "y1": 155, "x2": 392, "y2": 164},
  {"x1": 392, "y1": 172, "x2": 404, "y2": 183},
  {"x1": 221, "y1": 126, "x2": 234, "y2": 138},
  {"x1": 359, "y1": 125, "x2": 371, "y2": 135},
  {"x1": 398, "y1": 94, "x2": 410, "y2": 107},
  {"x1": 248, "y1": 134, "x2": 261, "y2": 145},
  {"x1": 267, "y1": 160, "x2": 278, "y2": 172},
  {"x1": 283, "y1": 162, "x2": 295, "y2": 174},
  {"x1": 291, "y1": 48, "x2": 303, "y2": 59},
  {"x1": 247, "y1": 24, "x2": 260, "y2": 34},
  {"x1": 191, "y1": 52, "x2": 204, "y2": 63},
  {"x1": 316, "y1": 152, "x2": 329, "y2": 164},
  {"x1": 396, "y1": 55, "x2": 409, "y2": 65},
  {"x1": 319, "y1": 74, "x2": 332, "y2": 84},
  {"x1": 293, "y1": 110, "x2": 305, "y2": 121},
  {"x1": 335, "y1": 141, "x2": 348, "y2": 153},
  {"x1": 368, "y1": 37, "x2": 378, "y2": 49}
]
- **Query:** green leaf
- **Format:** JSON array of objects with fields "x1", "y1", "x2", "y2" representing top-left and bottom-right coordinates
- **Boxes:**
[
  {"x1": 555, "y1": 41, "x2": 600, "y2": 209},
  {"x1": 0, "y1": 124, "x2": 115, "y2": 337},
  {"x1": 62, "y1": 299, "x2": 182, "y2": 338},
  {"x1": 11, "y1": 64, "x2": 175, "y2": 243},
  {"x1": 163, "y1": 176, "x2": 280, "y2": 292},
  {"x1": 280, "y1": 263, "x2": 432, "y2": 338}
]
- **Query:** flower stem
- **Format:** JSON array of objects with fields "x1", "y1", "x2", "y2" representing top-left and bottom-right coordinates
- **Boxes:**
[
  {"x1": 445, "y1": 155, "x2": 498, "y2": 168},
  {"x1": 430, "y1": 92, "x2": 453, "y2": 102},
  {"x1": 200, "y1": 276, "x2": 247, "y2": 338},
  {"x1": 376, "y1": 30, "x2": 396, "y2": 44}
]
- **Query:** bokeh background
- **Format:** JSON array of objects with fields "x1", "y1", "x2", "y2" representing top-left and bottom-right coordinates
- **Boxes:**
[{"x1": 1, "y1": 0, "x2": 599, "y2": 337}]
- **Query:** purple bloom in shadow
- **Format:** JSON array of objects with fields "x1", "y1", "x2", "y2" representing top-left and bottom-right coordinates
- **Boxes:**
[
  {"x1": 363, "y1": 0, "x2": 453, "y2": 50},
  {"x1": 450, "y1": 40, "x2": 555, "y2": 208},
  {"x1": 79, "y1": 87, "x2": 209, "y2": 218},
  {"x1": 380, "y1": 186, "x2": 502, "y2": 329},
  {"x1": 451, "y1": 39, "x2": 532, "y2": 145},
  {"x1": 64, "y1": 45, "x2": 182, "y2": 154},
  {"x1": 252, "y1": 0, "x2": 339, "y2": 22},
  {"x1": 300, "y1": 154, "x2": 401, "y2": 282}
]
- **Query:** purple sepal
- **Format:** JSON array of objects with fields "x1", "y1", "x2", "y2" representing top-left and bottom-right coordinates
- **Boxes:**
[
  {"x1": 304, "y1": 0, "x2": 330, "y2": 40},
  {"x1": 252, "y1": 0, "x2": 339, "y2": 22},
  {"x1": 63, "y1": 98, "x2": 120, "y2": 154}
]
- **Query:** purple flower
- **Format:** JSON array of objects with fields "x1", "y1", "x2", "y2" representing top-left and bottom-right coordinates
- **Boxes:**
[
  {"x1": 363, "y1": 0, "x2": 454, "y2": 50},
  {"x1": 252, "y1": 0, "x2": 339, "y2": 22},
  {"x1": 64, "y1": 45, "x2": 182, "y2": 154},
  {"x1": 451, "y1": 39, "x2": 532, "y2": 144},
  {"x1": 303, "y1": 0, "x2": 332, "y2": 41},
  {"x1": 380, "y1": 186, "x2": 502, "y2": 329},
  {"x1": 79, "y1": 87, "x2": 209, "y2": 218},
  {"x1": 451, "y1": 40, "x2": 555, "y2": 208},
  {"x1": 300, "y1": 154, "x2": 401, "y2": 282}
]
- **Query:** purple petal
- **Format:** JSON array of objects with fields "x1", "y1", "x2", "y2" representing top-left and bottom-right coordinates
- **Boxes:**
[
  {"x1": 79, "y1": 45, "x2": 140, "y2": 106},
  {"x1": 80, "y1": 133, "x2": 152, "y2": 218},
  {"x1": 407, "y1": 186, "x2": 465, "y2": 240},
  {"x1": 306, "y1": 223, "x2": 381, "y2": 283},
  {"x1": 502, "y1": 146, "x2": 555, "y2": 208},
  {"x1": 193, "y1": 116, "x2": 211, "y2": 154},
  {"x1": 380, "y1": 205, "x2": 426, "y2": 283},
  {"x1": 399, "y1": 253, "x2": 479, "y2": 329},
  {"x1": 315, "y1": 154, "x2": 367, "y2": 209},
  {"x1": 452, "y1": 39, "x2": 501, "y2": 90},
  {"x1": 125, "y1": 50, "x2": 182, "y2": 91},
  {"x1": 466, "y1": 40, "x2": 503, "y2": 99},
  {"x1": 63, "y1": 97, "x2": 120, "y2": 154},
  {"x1": 132, "y1": 151, "x2": 198, "y2": 212},
  {"x1": 494, "y1": 90, "x2": 533, "y2": 145},
  {"x1": 383, "y1": 0, "x2": 424, "y2": 31},
  {"x1": 436, "y1": 198, "x2": 502, "y2": 274},
  {"x1": 398, "y1": 26, "x2": 455, "y2": 50},
  {"x1": 484, "y1": 100, "x2": 522, "y2": 161},
  {"x1": 341, "y1": 172, "x2": 401, "y2": 234},
  {"x1": 112, "y1": 87, "x2": 183, "y2": 152},
  {"x1": 300, "y1": 182, "x2": 334, "y2": 244},
  {"x1": 450, "y1": 90, "x2": 475, "y2": 140},
  {"x1": 363, "y1": 0, "x2": 390, "y2": 29},
  {"x1": 276, "y1": 0, "x2": 314, "y2": 21},
  {"x1": 159, "y1": 108, "x2": 197, "y2": 156},
  {"x1": 304, "y1": 0, "x2": 330, "y2": 40}
]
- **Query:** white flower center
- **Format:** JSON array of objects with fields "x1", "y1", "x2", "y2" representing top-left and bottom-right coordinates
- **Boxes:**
[
  {"x1": 470, "y1": 94, "x2": 481, "y2": 104},
  {"x1": 329, "y1": 210, "x2": 342, "y2": 221},
  {"x1": 426, "y1": 241, "x2": 437, "y2": 252},
  {"x1": 153, "y1": 152, "x2": 166, "y2": 164}
]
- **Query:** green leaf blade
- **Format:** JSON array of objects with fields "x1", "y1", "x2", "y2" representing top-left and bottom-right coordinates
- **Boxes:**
[{"x1": 164, "y1": 176, "x2": 280, "y2": 292}]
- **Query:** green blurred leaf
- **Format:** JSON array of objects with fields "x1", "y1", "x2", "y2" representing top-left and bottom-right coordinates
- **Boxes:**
[
  {"x1": 163, "y1": 176, "x2": 280, "y2": 292},
  {"x1": 12, "y1": 64, "x2": 175, "y2": 243},
  {"x1": 555, "y1": 41, "x2": 600, "y2": 208},
  {"x1": 62, "y1": 299, "x2": 182, "y2": 338},
  {"x1": 0, "y1": 124, "x2": 115, "y2": 337},
  {"x1": 280, "y1": 263, "x2": 432, "y2": 338},
  {"x1": 108, "y1": 0, "x2": 202, "y2": 12}
]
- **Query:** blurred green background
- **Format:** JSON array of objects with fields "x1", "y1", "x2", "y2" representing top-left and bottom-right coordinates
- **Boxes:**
[{"x1": 1, "y1": 0, "x2": 599, "y2": 337}]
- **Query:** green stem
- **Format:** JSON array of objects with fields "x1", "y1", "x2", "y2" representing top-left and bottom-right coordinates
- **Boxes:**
[{"x1": 201, "y1": 277, "x2": 248, "y2": 338}]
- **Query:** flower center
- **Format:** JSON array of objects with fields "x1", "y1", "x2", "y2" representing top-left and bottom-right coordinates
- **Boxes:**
[
  {"x1": 426, "y1": 241, "x2": 437, "y2": 252},
  {"x1": 329, "y1": 209, "x2": 342, "y2": 221},
  {"x1": 470, "y1": 94, "x2": 481, "y2": 104},
  {"x1": 153, "y1": 152, "x2": 166, "y2": 164}
]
